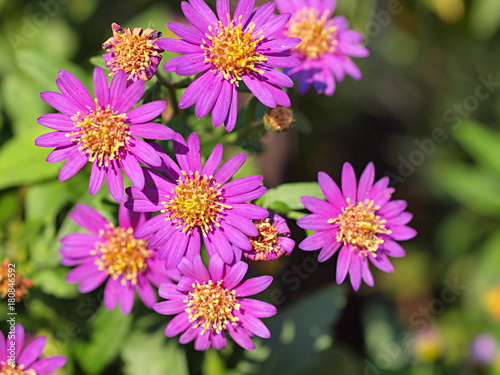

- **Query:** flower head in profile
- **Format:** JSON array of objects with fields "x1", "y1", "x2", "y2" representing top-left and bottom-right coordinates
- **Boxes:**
[
  {"x1": 276, "y1": 0, "x2": 369, "y2": 95},
  {"x1": 157, "y1": 0, "x2": 301, "y2": 131},
  {"x1": 240, "y1": 213, "x2": 295, "y2": 261},
  {"x1": 297, "y1": 162, "x2": 416, "y2": 291},
  {"x1": 102, "y1": 22, "x2": 164, "y2": 83},
  {"x1": 1, "y1": 324, "x2": 66, "y2": 374},
  {"x1": 35, "y1": 67, "x2": 174, "y2": 202},
  {"x1": 60, "y1": 203, "x2": 175, "y2": 314},
  {"x1": 153, "y1": 254, "x2": 276, "y2": 350},
  {"x1": 126, "y1": 132, "x2": 269, "y2": 269}
]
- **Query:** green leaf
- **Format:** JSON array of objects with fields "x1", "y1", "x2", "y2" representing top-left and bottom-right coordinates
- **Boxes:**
[
  {"x1": 0, "y1": 131, "x2": 60, "y2": 189},
  {"x1": 2, "y1": 74, "x2": 47, "y2": 135},
  {"x1": 32, "y1": 267, "x2": 78, "y2": 299},
  {"x1": 74, "y1": 306, "x2": 133, "y2": 375},
  {"x1": 261, "y1": 182, "x2": 323, "y2": 210},
  {"x1": 469, "y1": 0, "x2": 500, "y2": 39},
  {"x1": 454, "y1": 119, "x2": 500, "y2": 177},
  {"x1": 293, "y1": 109, "x2": 312, "y2": 134},
  {"x1": 122, "y1": 325, "x2": 189, "y2": 375},
  {"x1": 434, "y1": 162, "x2": 500, "y2": 217},
  {"x1": 25, "y1": 181, "x2": 68, "y2": 223},
  {"x1": 250, "y1": 284, "x2": 346, "y2": 375},
  {"x1": 89, "y1": 55, "x2": 107, "y2": 69}
]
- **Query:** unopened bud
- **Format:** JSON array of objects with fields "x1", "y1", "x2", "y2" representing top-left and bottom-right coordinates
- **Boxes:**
[{"x1": 263, "y1": 106, "x2": 294, "y2": 132}]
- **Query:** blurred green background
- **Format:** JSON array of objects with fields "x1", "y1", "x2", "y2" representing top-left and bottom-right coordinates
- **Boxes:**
[{"x1": 1, "y1": 0, "x2": 500, "y2": 374}]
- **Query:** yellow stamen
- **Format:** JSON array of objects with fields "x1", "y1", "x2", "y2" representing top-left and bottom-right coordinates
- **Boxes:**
[
  {"x1": 184, "y1": 280, "x2": 240, "y2": 335},
  {"x1": 92, "y1": 223, "x2": 150, "y2": 286},
  {"x1": 0, "y1": 362, "x2": 37, "y2": 375},
  {"x1": 161, "y1": 171, "x2": 231, "y2": 236},
  {"x1": 69, "y1": 99, "x2": 130, "y2": 167},
  {"x1": 203, "y1": 15, "x2": 268, "y2": 85},
  {"x1": 288, "y1": 8, "x2": 338, "y2": 59},
  {"x1": 329, "y1": 198, "x2": 391, "y2": 256}
]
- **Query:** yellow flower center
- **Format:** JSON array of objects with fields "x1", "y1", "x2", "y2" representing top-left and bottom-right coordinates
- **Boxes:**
[
  {"x1": 69, "y1": 100, "x2": 130, "y2": 167},
  {"x1": 288, "y1": 8, "x2": 338, "y2": 59},
  {"x1": 92, "y1": 223, "x2": 150, "y2": 286},
  {"x1": 203, "y1": 15, "x2": 268, "y2": 85},
  {"x1": 184, "y1": 280, "x2": 240, "y2": 335},
  {"x1": 248, "y1": 218, "x2": 282, "y2": 260},
  {"x1": 0, "y1": 362, "x2": 36, "y2": 375},
  {"x1": 161, "y1": 171, "x2": 231, "y2": 236},
  {"x1": 105, "y1": 26, "x2": 160, "y2": 79},
  {"x1": 329, "y1": 198, "x2": 391, "y2": 256}
]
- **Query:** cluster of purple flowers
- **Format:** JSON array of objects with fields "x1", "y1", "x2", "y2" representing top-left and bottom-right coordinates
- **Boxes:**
[{"x1": 20, "y1": 0, "x2": 415, "y2": 365}]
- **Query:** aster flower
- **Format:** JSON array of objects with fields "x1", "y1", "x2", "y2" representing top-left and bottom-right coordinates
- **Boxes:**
[
  {"x1": 1, "y1": 324, "x2": 66, "y2": 374},
  {"x1": 153, "y1": 254, "x2": 276, "y2": 350},
  {"x1": 35, "y1": 67, "x2": 174, "y2": 202},
  {"x1": 102, "y1": 22, "x2": 164, "y2": 83},
  {"x1": 60, "y1": 203, "x2": 175, "y2": 314},
  {"x1": 157, "y1": 0, "x2": 301, "y2": 131},
  {"x1": 297, "y1": 162, "x2": 416, "y2": 291},
  {"x1": 240, "y1": 213, "x2": 295, "y2": 261},
  {"x1": 275, "y1": 0, "x2": 369, "y2": 95},
  {"x1": 125, "y1": 132, "x2": 269, "y2": 269}
]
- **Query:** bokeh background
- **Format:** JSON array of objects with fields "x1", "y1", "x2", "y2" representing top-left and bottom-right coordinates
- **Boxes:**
[{"x1": 1, "y1": 0, "x2": 500, "y2": 374}]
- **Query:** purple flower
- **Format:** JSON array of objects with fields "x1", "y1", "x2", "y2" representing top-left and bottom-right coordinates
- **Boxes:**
[
  {"x1": 35, "y1": 67, "x2": 174, "y2": 202},
  {"x1": 102, "y1": 22, "x2": 164, "y2": 83},
  {"x1": 157, "y1": 0, "x2": 301, "y2": 131},
  {"x1": 126, "y1": 132, "x2": 269, "y2": 269},
  {"x1": 240, "y1": 213, "x2": 295, "y2": 261},
  {"x1": 153, "y1": 254, "x2": 276, "y2": 350},
  {"x1": 275, "y1": 0, "x2": 369, "y2": 95},
  {"x1": 470, "y1": 333, "x2": 498, "y2": 365},
  {"x1": 297, "y1": 162, "x2": 416, "y2": 291},
  {"x1": 0, "y1": 324, "x2": 66, "y2": 374},
  {"x1": 60, "y1": 203, "x2": 175, "y2": 314}
]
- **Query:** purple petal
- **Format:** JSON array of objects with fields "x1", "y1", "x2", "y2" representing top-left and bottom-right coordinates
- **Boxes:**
[
  {"x1": 129, "y1": 123, "x2": 175, "y2": 140},
  {"x1": 341, "y1": 162, "x2": 357, "y2": 201},
  {"x1": 220, "y1": 222, "x2": 252, "y2": 250},
  {"x1": 131, "y1": 138, "x2": 162, "y2": 167},
  {"x1": 370, "y1": 252, "x2": 394, "y2": 273},
  {"x1": 127, "y1": 101, "x2": 166, "y2": 123},
  {"x1": 68, "y1": 204, "x2": 108, "y2": 233},
  {"x1": 317, "y1": 240, "x2": 341, "y2": 262},
  {"x1": 383, "y1": 240, "x2": 406, "y2": 257},
  {"x1": 195, "y1": 75, "x2": 224, "y2": 118},
  {"x1": 227, "y1": 324, "x2": 255, "y2": 350},
  {"x1": 154, "y1": 299, "x2": 186, "y2": 315},
  {"x1": 35, "y1": 132, "x2": 74, "y2": 148},
  {"x1": 201, "y1": 143, "x2": 223, "y2": 176},
  {"x1": 178, "y1": 70, "x2": 214, "y2": 109},
  {"x1": 94, "y1": 66, "x2": 110, "y2": 107},
  {"x1": 234, "y1": 0, "x2": 255, "y2": 26},
  {"x1": 56, "y1": 70, "x2": 94, "y2": 111},
  {"x1": 207, "y1": 230, "x2": 234, "y2": 264},
  {"x1": 104, "y1": 278, "x2": 121, "y2": 310},
  {"x1": 37, "y1": 113, "x2": 74, "y2": 131},
  {"x1": 108, "y1": 70, "x2": 127, "y2": 106},
  {"x1": 40, "y1": 91, "x2": 78, "y2": 117},
  {"x1": 296, "y1": 214, "x2": 333, "y2": 231},
  {"x1": 30, "y1": 356, "x2": 66, "y2": 374},
  {"x1": 89, "y1": 162, "x2": 106, "y2": 195},
  {"x1": 121, "y1": 153, "x2": 145, "y2": 189},
  {"x1": 242, "y1": 75, "x2": 275, "y2": 107},
  {"x1": 224, "y1": 175, "x2": 263, "y2": 197},
  {"x1": 106, "y1": 163, "x2": 124, "y2": 202},
  {"x1": 349, "y1": 255, "x2": 362, "y2": 291},
  {"x1": 167, "y1": 22, "x2": 204, "y2": 44},
  {"x1": 165, "y1": 312, "x2": 191, "y2": 337},
  {"x1": 298, "y1": 231, "x2": 331, "y2": 251},
  {"x1": 214, "y1": 153, "x2": 246, "y2": 185},
  {"x1": 182, "y1": 1, "x2": 211, "y2": 33},
  {"x1": 230, "y1": 203, "x2": 268, "y2": 219},
  {"x1": 389, "y1": 226, "x2": 417, "y2": 241},
  {"x1": 361, "y1": 258, "x2": 374, "y2": 286},
  {"x1": 216, "y1": 0, "x2": 230, "y2": 26},
  {"x1": 79, "y1": 270, "x2": 108, "y2": 293},
  {"x1": 58, "y1": 150, "x2": 88, "y2": 180},
  {"x1": 336, "y1": 246, "x2": 352, "y2": 284},
  {"x1": 300, "y1": 196, "x2": 335, "y2": 216},
  {"x1": 157, "y1": 38, "x2": 201, "y2": 53},
  {"x1": 223, "y1": 261, "x2": 248, "y2": 289},
  {"x1": 236, "y1": 311, "x2": 270, "y2": 338},
  {"x1": 119, "y1": 285, "x2": 136, "y2": 314},
  {"x1": 18, "y1": 337, "x2": 46, "y2": 368},
  {"x1": 357, "y1": 162, "x2": 375, "y2": 202},
  {"x1": 235, "y1": 275, "x2": 272, "y2": 297},
  {"x1": 114, "y1": 79, "x2": 145, "y2": 113},
  {"x1": 240, "y1": 298, "x2": 276, "y2": 317}
]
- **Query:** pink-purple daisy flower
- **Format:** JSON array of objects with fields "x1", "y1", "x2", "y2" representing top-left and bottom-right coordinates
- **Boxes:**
[
  {"x1": 126, "y1": 132, "x2": 269, "y2": 269},
  {"x1": 240, "y1": 213, "x2": 295, "y2": 261},
  {"x1": 156, "y1": 0, "x2": 301, "y2": 131},
  {"x1": 297, "y1": 162, "x2": 416, "y2": 291},
  {"x1": 153, "y1": 254, "x2": 276, "y2": 350},
  {"x1": 102, "y1": 22, "x2": 164, "y2": 83},
  {"x1": 1, "y1": 324, "x2": 66, "y2": 374},
  {"x1": 60, "y1": 203, "x2": 174, "y2": 314},
  {"x1": 275, "y1": 0, "x2": 369, "y2": 95},
  {"x1": 35, "y1": 66, "x2": 174, "y2": 202}
]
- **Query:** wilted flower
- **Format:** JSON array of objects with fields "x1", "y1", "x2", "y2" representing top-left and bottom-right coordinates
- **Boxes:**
[
  {"x1": 153, "y1": 254, "x2": 276, "y2": 350},
  {"x1": 102, "y1": 22, "x2": 164, "y2": 83},
  {"x1": 0, "y1": 324, "x2": 66, "y2": 374},
  {"x1": 60, "y1": 203, "x2": 174, "y2": 314},
  {"x1": 276, "y1": 0, "x2": 369, "y2": 95},
  {"x1": 35, "y1": 67, "x2": 174, "y2": 202},
  {"x1": 263, "y1": 106, "x2": 294, "y2": 132},
  {"x1": 157, "y1": 0, "x2": 301, "y2": 131},
  {"x1": 126, "y1": 132, "x2": 269, "y2": 269},
  {"x1": 298, "y1": 162, "x2": 416, "y2": 291},
  {"x1": 0, "y1": 258, "x2": 34, "y2": 302},
  {"x1": 241, "y1": 214, "x2": 295, "y2": 261}
]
